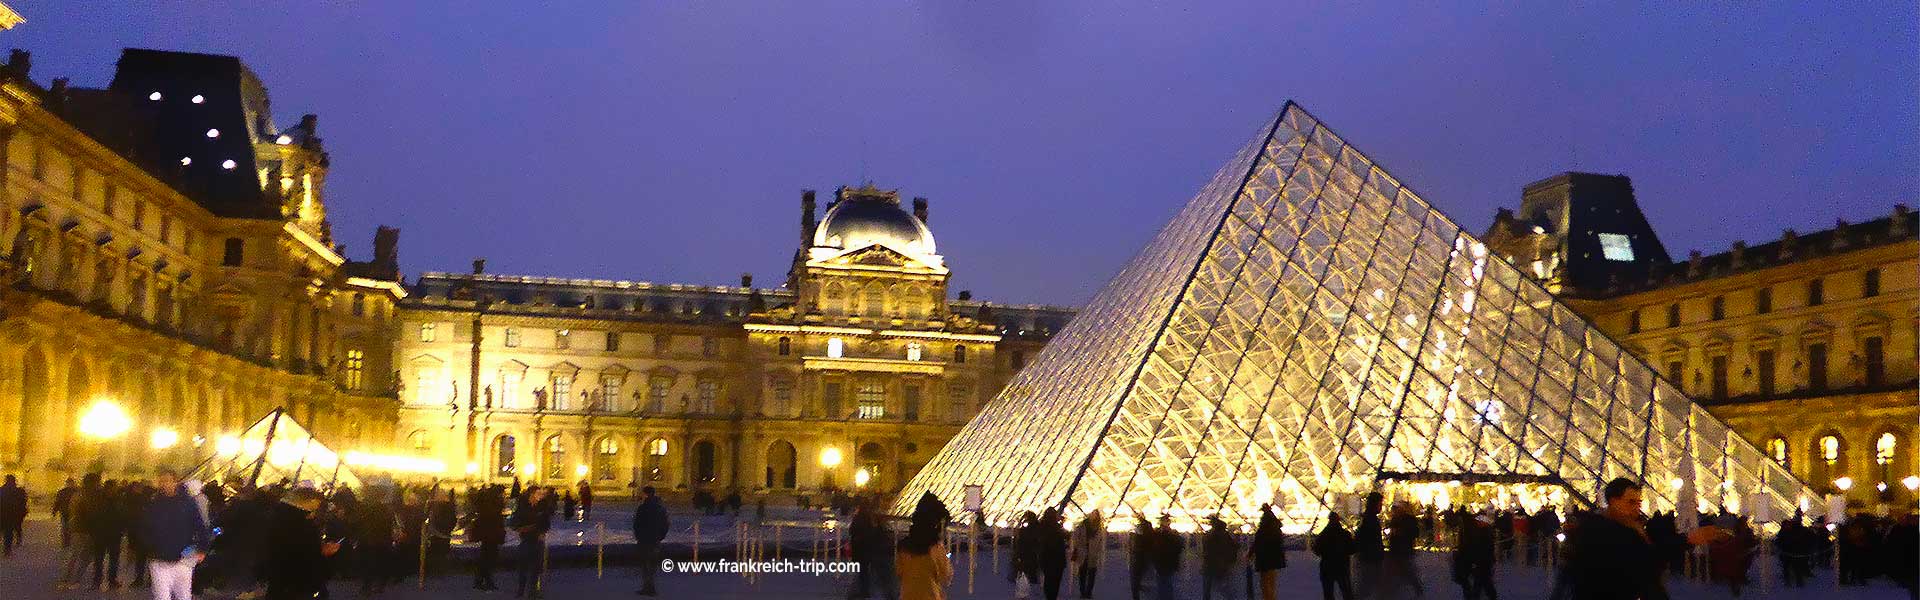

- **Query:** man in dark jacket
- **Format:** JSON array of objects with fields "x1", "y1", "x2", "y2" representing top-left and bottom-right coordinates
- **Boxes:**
[
  {"x1": 1567, "y1": 478, "x2": 1724, "y2": 600},
  {"x1": 1312, "y1": 513, "x2": 1354, "y2": 600},
  {"x1": 469, "y1": 485, "x2": 506, "y2": 591},
  {"x1": 630, "y1": 486, "x2": 669, "y2": 596},
  {"x1": 509, "y1": 486, "x2": 553, "y2": 599},
  {"x1": 350, "y1": 487, "x2": 395, "y2": 596},
  {"x1": 263, "y1": 487, "x2": 338, "y2": 600},
  {"x1": 138, "y1": 469, "x2": 210, "y2": 600},
  {"x1": 54, "y1": 477, "x2": 77, "y2": 548},
  {"x1": 1130, "y1": 515, "x2": 1153, "y2": 600},
  {"x1": 1151, "y1": 515, "x2": 1182, "y2": 600},
  {"x1": 88, "y1": 480, "x2": 127, "y2": 589},
  {"x1": 1352, "y1": 493, "x2": 1384, "y2": 597},
  {"x1": 0, "y1": 474, "x2": 26, "y2": 556},
  {"x1": 1039, "y1": 508, "x2": 1069, "y2": 600},
  {"x1": 1453, "y1": 509, "x2": 1497, "y2": 600},
  {"x1": 1200, "y1": 515, "x2": 1237, "y2": 600}
]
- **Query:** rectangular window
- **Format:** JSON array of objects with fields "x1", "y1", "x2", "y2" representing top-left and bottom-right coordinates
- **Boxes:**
[
  {"x1": 103, "y1": 185, "x2": 116, "y2": 217},
  {"x1": 133, "y1": 202, "x2": 146, "y2": 230},
  {"x1": 415, "y1": 372, "x2": 436, "y2": 405},
  {"x1": 344, "y1": 349, "x2": 365, "y2": 390},
  {"x1": 160, "y1": 215, "x2": 171, "y2": 244},
  {"x1": 770, "y1": 381, "x2": 793, "y2": 417},
  {"x1": 947, "y1": 384, "x2": 971, "y2": 424},
  {"x1": 70, "y1": 164, "x2": 84, "y2": 199},
  {"x1": 647, "y1": 377, "x2": 670, "y2": 413},
  {"x1": 1709, "y1": 355, "x2": 1728, "y2": 400},
  {"x1": 1806, "y1": 343, "x2": 1828, "y2": 392},
  {"x1": 499, "y1": 372, "x2": 521, "y2": 409},
  {"x1": 221, "y1": 238, "x2": 244, "y2": 266},
  {"x1": 1597, "y1": 233, "x2": 1635, "y2": 261},
  {"x1": 1011, "y1": 350, "x2": 1026, "y2": 370},
  {"x1": 1755, "y1": 350, "x2": 1776, "y2": 397},
  {"x1": 606, "y1": 331, "x2": 620, "y2": 352},
  {"x1": 552, "y1": 375, "x2": 573, "y2": 410},
  {"x1": 903, "y1": 383, "x2": 922, "y2": 421},
  {"x1": 856, "y1": 380, "x2": 885, "y2": 419},
  {"x1": 695, "y1": 381, "x2": 718, "y2": 414},
  {"x1": 504, "y1": 327, "x2": 521, "y2": 347},
  {"x1": 1665, "y1": 303, "x2": 1680, "y2": 328},
  {"x1": 555, "y1": 329, "x2": 570, "y2": 349},
  {"x1": 1755, "y1": 287, "x2": 1772, "y2": 314},
  {"x1": 1864, "y1": 336, "x2": 1885, "y2": 386},
  {"x1": 1710, "y1": 296, "x2": 1725, "y2": 321},
  {"x1": 777, "y1": 337, "x2": 791, "y2": 356},
  {"x1": 351, "y1": 294, "x2": 365, "y2": 317},
  {"x1": 823, "y1": 381, "x2": 844, "y2": 418},
  {"x1": 1628, "y1": 310, "x2": 1641, "y2": 334},
  {"x1": 419, "y1": 322, "x2": 437, "y2": 342},
  {"x1": 601, "y1": 380, "x2": 621, "y2": 412},
  {"x1": 1863, "y1": 268, "x2": 1881, "y2": 298},
  {"x1": 1807, "y1": 278, "x2": 1824, "y2": 306}
]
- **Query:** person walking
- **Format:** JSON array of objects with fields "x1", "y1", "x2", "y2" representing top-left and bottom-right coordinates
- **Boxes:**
[
  {"x1": 137, "y1": 469, "x2": 209, "y2": 600},
  {"x1": 89, "y1": 479, "x2": 128, "y2": 589},
  {"x1": 1311, "y1": 513, "x2": 1355, "y2": 600},
  {"x1": 124, "y1": 481, "x2": 153, "y2": 588},
  {"x1": 54, "y1": 477, "x2": 77, "y2": 548},
  {"x1": 510, "y1": 486, "x2": 554, "y2": 599},
  {"x1": 1010, "y1": 511, "x2": 1040, "y2": 599},
  {"x1": 1375, "y1": 501, "x2": 1425, "y2": 599},
  {"x1": 394, "y1": 489, "x2": 426, "y2": 587},
  {"x1": 1452, "y1": 509, "x2": 1496, "y2": 600},
  {"x1": 351, "y1": 486, "x2": 396, "y2": 596},
  {"x1": 576, "y1": 481, "x2": 594, "y2": 521},
  {"x1": 469, "y1": 485, "x2": 506, "y2": 591},
  {"x1": 263, "y1": 487, "x2": 339, "y2": 600},
  {"x1": 1039, "y1": 508, "x2": 1070, "y2": 600},
  {"x1": 1200, "y1": 515, "x2": 1238, "y2": 600},
  {"x1": 1249, "y1": 505, "x2": 1287, "y2": 600},
  {"x1": 895, "y1": 492, "x2": 953, "y2": 600},
  {"x1": 561, "y1": 491, "x2": 577, "y2": 523},
  {"x1": 1352, "y1": 493, "x2": 1384, "y2": 597},
  {"x1": 1129, "y1": 515, "x2": 1153, "y2": 600},
  {"x1": 630, "y1": 486, "x2": 669, "y2": 596},
  {"x1": 1774, "y1": 516, "x2": 1813, "y2": 588},
  {"x1": 1887, "y1": 512, "x2": 1918, "y2": 600},
  {"x1": 427, "y1": 489, "x2": 457, "y2": 576},
  {"x1": 1150, "y1": 515, "x2": 1182, "y2": 600},
  {"x1": 1566, "y1": 478, "x2": 1726, "y2": 599},
  {"x1": 1069, "y1": 510, "x2": 1104, "y2": 599},
  {"x1": 0, "y1": 474, "x2": 26, "y2": 557},
  {"x1": 1708, "y1": 516, "x2": 1757, "y2": 597}
]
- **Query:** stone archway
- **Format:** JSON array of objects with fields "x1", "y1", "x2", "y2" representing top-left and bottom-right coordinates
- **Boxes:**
[
  {"x1": 15, "y1": 345, "x2": 48, "y2": 467},
  {"x1": 766, "y1": 440, "x2": 798, "y2": 489}
]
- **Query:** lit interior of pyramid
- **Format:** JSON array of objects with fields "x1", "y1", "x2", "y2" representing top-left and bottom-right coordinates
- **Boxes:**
[{"x1": 896, "y1": 102, "x2": 1812, "y2": 533}]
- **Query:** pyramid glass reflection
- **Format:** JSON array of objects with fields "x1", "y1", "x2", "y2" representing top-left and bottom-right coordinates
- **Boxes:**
[{"x1": 897, "y1": 102, "x2": 1810, "y2": 531}]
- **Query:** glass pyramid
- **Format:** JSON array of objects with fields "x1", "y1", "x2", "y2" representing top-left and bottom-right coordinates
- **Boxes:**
[
  {"x1": 190, "y1": 408, "x2": 361, "y2": 489},
  {"x1": 897, "y1": 102, "x2": 1810, "y2": 532}
]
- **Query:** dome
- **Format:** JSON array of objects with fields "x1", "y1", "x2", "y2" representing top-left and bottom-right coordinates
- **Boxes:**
[{"x1": 812, "y1": 189, "x2": 937, "y2": 255}]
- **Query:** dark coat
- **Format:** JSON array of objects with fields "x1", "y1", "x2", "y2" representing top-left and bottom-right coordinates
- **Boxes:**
[
  {"x1": 1312, "y1": 522, "x2": 1354, "y2": 572},
  {"x1": 1038, "y1": 522, "x2": 1069, "y2": 572},
  {"x1": 507, "y1": 498, "x2": 552, "y2": 541},
  {"x1": 263, "y1": 502, "x2": 328, "y2": 600},
  {"x1": 1567, "y1": 512, "x2": 1669, "y2": 600},
  {"x1": 1452, "y1": 519, "x2": 1495, "y2": 583},
  {"x1": 1151, "y1": 527, "x2": 1182, "y2": 574},
  {"x1": 468, "y1": 493, "x2": 506, "y2": 546},
  {"x1": 631, "y1": 496, "x2": 669, "y2": 546},
  {"x1": 0, "y1": 482, "x2": 26, "y2": 524},
  {"x1": 1251, "y1": 522, "x2": 1287, "y2": 572},
  {"x1": 1201, "y1": 524, "x2": 1238, "y2": 577},
  {"x1": 137, "y1": 489, "x2": 210, "y2": 561},
  {"x1": 1387, "y1": 513, "x2": 1420, "y2": 555},
  {"x1": 1353, "y1": 513, "x2": 1384, "y2": 562}
]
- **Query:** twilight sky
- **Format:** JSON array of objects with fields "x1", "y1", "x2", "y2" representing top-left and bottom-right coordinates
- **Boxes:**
[{"x1": 16, "y1": 3, "x2": 1918, "y2": 307}]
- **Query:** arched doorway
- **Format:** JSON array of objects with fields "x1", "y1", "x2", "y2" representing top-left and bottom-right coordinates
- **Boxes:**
[
  {"x1": 16, "y1": 347, "x2": 47, "y2": 466},
  {"x1": 858, "y1": 442, "x2": 886, "y2": 490},
  {"x1": 693, "y1": 440, "x2": 717, "y2": 484},
  {"x1": 493, "y1": 435, "x2": 518, "y2": 478},
  {"x1": 766, "y1": 440, "x2": 797, "y2": 489}
]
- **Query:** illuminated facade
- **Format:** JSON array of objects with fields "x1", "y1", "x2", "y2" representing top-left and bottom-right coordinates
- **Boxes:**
[
  {"x1": 1486, "y1": 174, "x2": 1918, "y2": 505},
  {"x1": 0, "y1": 49, "x2": 404, "y2": 487},
  {"x1": 899, "y1": 103, "x2": 1813, "y2": 531},
  {"x1": 392, "y1": 186, "x2": 1071, "y2": 494}
]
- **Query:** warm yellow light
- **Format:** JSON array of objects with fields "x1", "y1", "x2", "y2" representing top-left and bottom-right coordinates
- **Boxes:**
[
  {"x1": 1833, "y1": 477, "x2": 1853, "y2": 492},
  {"x1": 465, "y1": 462, "x2": 480, "y2": 475},
  {"x1": 853, "y1": 467, "x2": 870, "y2": 488},
  {"x1": 820, "y1": 447, "x2": 843, "y2": 467},
  {"x1": 1904, "y1": 476, "x2": 1920, "y2": 492},
  {"x1": 216, "y1": 435, "x2": 242, "y2": 456},
  {"x1": 78, "y1": 400, "x2": 133, "y2": 440},
  {"x1": 343, "y1": 451, "x2": 447, "y2": 474},
  {"x1": 574, "y1": 464, "x2": 589, "y2": 478},
  {"x1": 1668, "y1": 477, "x2": 1685, "y2": 491},
  {"x1": 149, "y1": 428, "x2": 180, "y2": 450}
]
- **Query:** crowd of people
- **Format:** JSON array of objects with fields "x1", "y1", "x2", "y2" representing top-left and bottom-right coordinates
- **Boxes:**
[{"x1": 0, "y1": 471, "x2": 1916, "y2": 600}]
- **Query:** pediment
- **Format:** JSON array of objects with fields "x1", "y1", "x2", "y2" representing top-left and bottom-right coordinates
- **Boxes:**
[{"x1": 827, "y1": 244, "x2": 917, "y2": 268}]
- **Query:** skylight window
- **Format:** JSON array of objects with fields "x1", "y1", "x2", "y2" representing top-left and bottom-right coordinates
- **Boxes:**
[{"x1": 1598, "y1": 233, "x2": 1634, "y2": 262}]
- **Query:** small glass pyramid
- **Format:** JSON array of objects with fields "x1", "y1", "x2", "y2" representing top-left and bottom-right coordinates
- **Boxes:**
[
  {"x1": 897, "y1": 102, "x2": 1810, "y2": 532},
  {"x1": 190, "y1": 407, "x2": 360, "y2": 489}
]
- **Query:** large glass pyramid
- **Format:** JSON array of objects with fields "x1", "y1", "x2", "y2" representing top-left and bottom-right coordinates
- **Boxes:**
[{"x1": 898, "y1": 102, "x2": 1810, "y2": 531}]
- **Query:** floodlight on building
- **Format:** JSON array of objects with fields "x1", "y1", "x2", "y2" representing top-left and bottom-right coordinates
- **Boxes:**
[
  {"x1": 1833, "y1": 477, "x2": 1853, "y2": 492},
  {"x1": 1904, "y1": 476, "x2": 1920, "y2": 492},
  {"x1": 277, "y1": 134, "x2": 292, "y2": 145},
  {"x1": 149, "y1": 428, "x2": 180, "y2": 450},
  {"x1": 854, "y1": 467, "x2": 870, "y2": 488},
  {"x1": 77, "y1": 400, "x2": 132, "y2": 440},
  {"x1": 574, "y1": 464, "x2": 589, "y2": 478},
  {"x1": 820, "y1": 447, "x2": 843, "y2": 467},
  {"x1": 191, "y1": 94, "x2": 204, "y2": 104}
]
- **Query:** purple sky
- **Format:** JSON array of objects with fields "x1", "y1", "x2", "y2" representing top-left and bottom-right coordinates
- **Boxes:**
[{"x1": 18, "y1": 3, "x2": 1917, "y2": 307}]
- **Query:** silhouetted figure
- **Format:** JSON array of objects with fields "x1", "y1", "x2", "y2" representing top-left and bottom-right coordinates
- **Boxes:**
[
  {"x1": 469, "y1": 486, "x2": 506, "y2": 591},
  {"x1": 1453, "y1": 509, "x2": 1496, "y2": 600},
  {"x1": 1039, "y1": 508, "x2": 1069, "y2": 600},
  {"x1": 1130, "y1": 515, "x2": 1153, "y2": 600},
  {"x1": 0, "y1": 474, "x2": 26, "y2": 556},
  {"x1": 262, "y1": 488, "x2": 337, "y2": 600},
  {"x1": 1200, "y1": 515, "x2": 1237, "y2": 600},
  {"x1": 631, "y1": 486, "x2": 669, "y2": 596},
  {"x1": 1312, "y1": 513, "x2": 1355, "y2": 600},
  {"x1": 509, "y1": 486, "x2": 554, "y2": 599},
  {"x1": 54, "y1": 477, "x2": 77, "y2": 548},
  {"x1": 1150, "y1": 515, "x2": 1181, "y2": 600},
  {"x1": 850, "y1": 503, "x2": 900, "y2": 600},
  {"x1": 1250, "y1": 505, "x2": 1287, "y2": 600}
]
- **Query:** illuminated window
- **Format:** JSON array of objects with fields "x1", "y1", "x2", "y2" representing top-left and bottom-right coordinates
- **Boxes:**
[
  {"x1": 1767, "y1": 437, "x2": 1789, "y2": 468},
  {"x1": 1877, "y1": 433, "x2": 1897, "y2": 465},
  {"x1": 419, "y1": 322, "x2": 437, "y2": 342},
  {"x1": 552, "y1": 375, "x2": 572, "y2": 410},
  {"x1": 1597, "y1": 233, "x2": 1634, "y2": 261},
  {"x1": 827, "y1": 337, "x2": 845, "y2": 359},
  {"x1": 499, "y1": 371, "x2": 522, "y2": 409},
  {"x1": 857, "y1": 380, "x2": 885, "y2": 419},
  {"x1": 695, "y1": 380, "x2": 718, "y2": 414},
  {"x1": 647, "y1": 377, "x2": 670, "y2": 413},
  {"x1": 544, "y1": 436, "x2": 566, "y2": 480},
  {"x1": 344, "y1": 349, "x2": 365, "y2": 390},
  {"x1": 1822, "y1": 435, "x2": 1841, "y2": 464},
  {"x1": 494, "y1": 435, "x2": 517, "y2": 477},
  {"x1": 601, "y1": 379, "x2": 622, "y2": 412},
  {"x1": 906, "y1": 342, "x2": 923, "y2": 361},
  {"x1": 415, "y1": 372, "x2": 436, "y2": 405},
  {"x1": 643, "y1": 438, "x2": 668, "y2": 482}
]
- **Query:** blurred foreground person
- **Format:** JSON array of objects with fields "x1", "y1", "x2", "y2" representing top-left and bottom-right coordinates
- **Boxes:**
[
  {"x1": 1567, "y1": 478, "x2": 1725, "y2": 600},
  {"x1": 138, "y1": 469, "x2": 209, "y2": 600},
  {"x1": 1312, "y1": 513, "x2": 1354, "y2": 600},
  {"x1": 264, "y1": 487, "x2": 338, "y2": 600},
  {"x1": 896, "y1": 492, "x2": 953, "y2": 600}
]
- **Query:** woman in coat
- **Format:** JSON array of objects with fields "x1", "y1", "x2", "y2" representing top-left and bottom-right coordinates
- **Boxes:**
[
  {"x1": 1250, "y1": 505, "x2": 1288, "y2": 600},
  {"x1": 1069, "y1": 510, "x2": 1105, "y2": 599},
  {"x1": 896, "y1": 493, "x2": 953, "y2": 600}
]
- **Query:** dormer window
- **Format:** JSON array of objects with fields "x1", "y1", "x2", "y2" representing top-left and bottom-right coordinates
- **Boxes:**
[
  {"x1": 827, "y1": 337, "x2": 845, "y2": 359},
  {"x1": 1597, "y1": 233, "x2": 1634, "y2": 261}
]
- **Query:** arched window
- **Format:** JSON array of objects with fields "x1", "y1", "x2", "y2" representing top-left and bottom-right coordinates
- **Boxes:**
[
  {"x1": 1823, "y1": 435, "x2": 1842, "y2": 464},
  {"x1": 864, "y1": 287, "x2": 884, "y2": 317},
  {"x1": 766, "y1": 440, "x2": 797, "y2": 489},
  {"x1": 1812, "y1": 433, "x2": 1844, "y2": 489},
  {"x1": 1766, "y1": 437, "x2": 1789, "y2": 470},
  {"x1": 1876, "y1": 432, "x2": 1899, "y2": 485},
  {"x1": 858, "y1": 442, "x2": 886, "y2": 490},
  {"x1": 494, "y1": 435, "x2": 517, "y2": 477},
  {"x1": 595, "y1": 437, "x2": 620, "y2": 481},
  {"x1": 544, "y1": 435, "x2": 567, "y2": 480},
  {"x1": 643, "y1": 438, "x2": 668, "y2": 482}
]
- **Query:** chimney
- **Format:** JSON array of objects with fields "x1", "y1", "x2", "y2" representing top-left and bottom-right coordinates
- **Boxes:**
[
  {"x1": 800, "y1": 189, "x2": 817, "y2": 246},
  {"x1": 912, "y1": 197, "x2": 929, "y2": 224},
  {"x1": 471, "y1": 258, "x2": 486, "y2": 275},
  {"x1": 958, "y1": 290, "x2": 972, "y2": 301},
  {"x1": 371, "y1": 226, "x2": 401, "y2": 279},
  {"x1": 1686, "y1": 250, "x2": 1702, "y2": 278},
  {"x1": 1893, "y1": 204, "x2": 1910, "y2": 237},
  {"x1": 299, "y1": 114, "x2": 318, "y2": 134},
  {"x1": 740, "y1": 273, "x2": 753, "y2": 288},
  {"x1": 1778, "y1": 229, "x2": 1798, "y2": 260},
  {"x1": 1730, "y1": 241, "x2": 1746, "y2": 269},
  {"x1": 6, "y1": 49, "x2": 27, "y2": 77}
]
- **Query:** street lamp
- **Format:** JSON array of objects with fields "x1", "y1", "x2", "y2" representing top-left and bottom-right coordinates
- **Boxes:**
[
  {"x1": 854, "y1": 467, "x2": 871, "y2": 488},
  {"x1": 820, "y1": 447, "x2": 842, "y2": 467},
  {"x1": 216, "y1": 435, "x2": 243, "y2": 457},
  {"x1": 1833, "y1": 477, "x2": 1853, "y2": 492},
  {"x1": 574, "y1": 463, "x2": 589, "y2": 479},
  {"x1": 1903, "y1": 476, "x2": 1920, "y2": 492},
  {"x1": 77, "y1": 400, "x2": 132, "y2": 440},
  {"x1": 149, "y1": 428, "x2": 180, "y2": 450}
]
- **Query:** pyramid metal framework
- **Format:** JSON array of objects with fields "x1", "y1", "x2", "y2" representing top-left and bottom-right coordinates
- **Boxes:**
[
  {"x1": 897, "y1": 102, "x2": 1811, "y2": 531},
  {"x1": 190, "y1": 408, "x2": 361, "y2": 489}
]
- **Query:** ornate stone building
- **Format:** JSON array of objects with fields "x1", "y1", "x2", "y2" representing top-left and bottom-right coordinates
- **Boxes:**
[
  {"x1": 393, "y1": 185, "x2": 1071, "y2": 496},
  {"x1": 1486, "y1": 172, "x2": 1918, "y2": 505},
  {"x1": 0, "y1": 49, "x2": 405, "y2": 487}
]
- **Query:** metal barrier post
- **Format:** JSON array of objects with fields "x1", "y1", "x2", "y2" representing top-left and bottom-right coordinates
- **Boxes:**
[
  {"x1": 596, "y1": 522, "x2": 605, "y2": 579},
  {"x1": 693, "y1": 520, "x2": 701, "y2": 564},
  {"x1": 418, "y1": 518, "x2": 429, "y2": 590}
]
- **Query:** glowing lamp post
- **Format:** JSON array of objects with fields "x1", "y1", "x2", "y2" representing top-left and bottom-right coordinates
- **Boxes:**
[
  {"x1": 78, "y1": 400, "x2": 132, "y2": 441},
  {"x1": 1903, "y1": 476, "x2": 1920, "y2": 493},
  {"x1": 854, "y1": 467, "x2": 871, "y2": 489},
  {"x1": 1834, "y1": 477, "x2": 1853, "y2": 493},
  {"x1": 149, "y1": 428, "x2": 180, "y2": 450}
]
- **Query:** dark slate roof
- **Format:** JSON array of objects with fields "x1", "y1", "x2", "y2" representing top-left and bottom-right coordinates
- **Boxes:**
[{"x1": 1588, "y1": 207, "x2": 1917, "y2": 298}]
